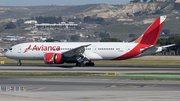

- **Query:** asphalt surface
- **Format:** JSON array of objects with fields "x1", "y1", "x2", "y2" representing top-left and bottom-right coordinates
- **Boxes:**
[
  {"x1": 0, "y1": 65, "x2": 180, "y2": 72},
  {"x1": 1, "y1": 76, "x2": 180, "y2": 91},
  {"x1": 0, "y1": 76, "x2": 180, "y2": 101},
  {"x1": 0, "y1": 65, "x2": 180, "y2": 101}
]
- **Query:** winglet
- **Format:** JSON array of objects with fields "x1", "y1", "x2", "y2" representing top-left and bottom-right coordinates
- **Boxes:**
[{"x1": 134, "y1": 16, "x2": 167, "y2": 45}]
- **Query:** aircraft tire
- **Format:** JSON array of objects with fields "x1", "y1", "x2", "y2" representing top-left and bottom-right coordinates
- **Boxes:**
[
  {"x1": 76, "y1": 62, "x2": 85, "y2": 67},
  {"x1": 85, "y1": 62, "x2": 95, "y2": 66},
  {"x1": 17, "y1": 62, "x2": 21, "y2": 66}
]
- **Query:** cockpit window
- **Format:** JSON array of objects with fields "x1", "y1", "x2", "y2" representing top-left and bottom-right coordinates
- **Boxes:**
[{"x1": 9, "y1": 48, "x2": 12, "y2": 50}]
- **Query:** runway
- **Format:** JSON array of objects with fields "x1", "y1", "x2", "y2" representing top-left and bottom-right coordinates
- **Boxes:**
[
  {"x1": 0, "y1": 65, "x2": 180, "y2": 73},
  {"x1": 0, "y1": 76, "x2": 180, "y2": 101},
  {"x1": 0, "y1": 65, "x2": 180, "y2": 101},
  {"x1": 1, "y1": 76, "x2": 180, "y2": 91}
]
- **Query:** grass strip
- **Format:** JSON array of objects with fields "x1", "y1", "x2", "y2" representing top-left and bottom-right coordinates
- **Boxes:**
[
  {"x1": 113, "y1": 74, "x2": 180, "y2": 78},
  {"x1": 128, "y1": 73, "x2": 180, "y2": 75},
  {"x1": 1, "y1": 57, "x2": 180, "y2": 66},
  {"x1": 0, "y1": 72, "x2": 102, "y2": 76},
  {"x1": 112, "y1": 78, "x2": 180, "y2": 81},
  {"x1": 130, "y1": 78, "x2": 180, "y2": 81}
]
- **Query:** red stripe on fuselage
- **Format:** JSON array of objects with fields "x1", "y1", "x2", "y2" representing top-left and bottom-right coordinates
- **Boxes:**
[{"x1": 113, "y1": 44, "x2": 150, "y2": 60}]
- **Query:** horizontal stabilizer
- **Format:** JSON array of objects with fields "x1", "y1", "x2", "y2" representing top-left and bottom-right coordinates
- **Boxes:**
[
  {"x1": 161, "y1": 44, "x2": 176, "y2": 49},
  {"x1": 141, "y1": 44, "x2": 176, "y2": 52}
]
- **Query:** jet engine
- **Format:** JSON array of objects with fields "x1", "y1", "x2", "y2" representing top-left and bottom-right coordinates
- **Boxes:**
[{"x1": 44, "y1": 53, "x2": 64, "y2": 64}]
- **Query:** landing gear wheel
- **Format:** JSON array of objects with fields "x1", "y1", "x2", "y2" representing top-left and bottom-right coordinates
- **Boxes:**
[
  {"x1": 76, "y1": 62, "x2": 85, "y2": 67},
  {"x1": 17, "y1": 62, "x2": 21, "y2": 66},
  {"x1": 17, "y1": 60, "x2": 21, "y2": 66},
  {"x1": 85, "y1": 62, "x2": 95, "y2": 66}
]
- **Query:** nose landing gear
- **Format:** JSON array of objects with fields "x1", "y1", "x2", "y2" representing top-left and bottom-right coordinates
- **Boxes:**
[{"x1": 16, "y1": 60, "x2": 21, "y2": 66}]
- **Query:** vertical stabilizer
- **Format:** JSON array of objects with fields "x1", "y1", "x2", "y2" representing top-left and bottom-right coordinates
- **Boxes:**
[{"x1": 134, "y1": 16, "x2": 166, "y2": 45}]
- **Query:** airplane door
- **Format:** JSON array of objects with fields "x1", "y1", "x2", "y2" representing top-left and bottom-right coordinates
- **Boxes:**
[
  {"x1": 126, "y1": 46, "x2": 131, "y2": 53},
  {"x1": 17, "y1": 46, "x2": 22, "y2": 53},
  {"x1": 92, "y1": 46, "x2": 97, "y2": 53}
]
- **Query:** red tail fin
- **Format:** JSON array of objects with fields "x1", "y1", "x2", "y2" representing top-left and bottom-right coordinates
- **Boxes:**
[{"x1": 134, "y1": 16, "x2": 166, "y2": 45}]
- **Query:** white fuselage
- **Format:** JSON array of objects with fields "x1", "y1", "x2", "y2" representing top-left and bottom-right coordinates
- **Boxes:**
[{"x1": 5, "y1": 42, "x2": 138, "y2": 60}]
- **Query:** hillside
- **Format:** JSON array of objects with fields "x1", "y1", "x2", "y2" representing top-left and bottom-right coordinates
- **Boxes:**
[
  {"x1": 0, "y1": 3, "x2": 177, "y2": 20},
  {"x1": 0, "y1": 4, "x2": 100, "y2": 20},
  {"x1": 0, "y1": 2, "x2": 180, "y2": 41}
]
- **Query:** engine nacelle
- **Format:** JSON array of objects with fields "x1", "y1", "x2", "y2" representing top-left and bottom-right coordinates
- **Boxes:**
[
  {"x1": 55, "y1": 53, "x2": 64, "y2": 64},
  {"x1": 44, "y1": 53, "x2": 64, "y2": 64}
]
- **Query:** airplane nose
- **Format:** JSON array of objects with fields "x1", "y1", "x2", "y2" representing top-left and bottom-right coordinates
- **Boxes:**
[
  {"x1": 4, "y1": 51, "x2": 8, "y2": 57},
  {"x1": 4, "y1": 52, "x2": 7, "y2": 57}
]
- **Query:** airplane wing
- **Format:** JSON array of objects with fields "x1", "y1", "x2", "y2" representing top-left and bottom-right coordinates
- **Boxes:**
[{"x1": 62, "y1": 44, "x2": 91, "y2": 57}]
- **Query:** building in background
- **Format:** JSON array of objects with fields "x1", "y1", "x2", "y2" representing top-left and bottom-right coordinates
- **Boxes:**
[
  {"x1": 24, "y1": 20, "x2": 38, "y2": 24},
  {"x1": 2, "y1": 36, "x2": 19, "y2": 41},
  {"x1": 176, "y1": 0, "x2": 180, "y2": 3}
]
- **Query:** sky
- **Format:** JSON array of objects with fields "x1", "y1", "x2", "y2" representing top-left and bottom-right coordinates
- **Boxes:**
[{"x1": 0, "y1": 0, "x2": 131, "y2": 6}]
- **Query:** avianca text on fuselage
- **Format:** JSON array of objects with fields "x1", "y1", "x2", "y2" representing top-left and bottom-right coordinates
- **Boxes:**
[{"x1": 24, "y1": 45, "x2": 60, "y2": 53}]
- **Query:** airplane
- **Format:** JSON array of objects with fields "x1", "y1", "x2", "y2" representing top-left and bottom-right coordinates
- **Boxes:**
[{"x1": 4, "y1": 16, "x2": 175, "y2": 66}]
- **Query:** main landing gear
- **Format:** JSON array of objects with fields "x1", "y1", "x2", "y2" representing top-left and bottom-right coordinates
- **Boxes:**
[
  {"x1": 85, "y1": 61, "x2": 95, "y2": 66},
  {"x1": 76, "y1": 62, "x2": 85, "y2": 67},
  {"x1": 76, "y1": 61, "x2": 95, "y2": 67},
  {"x1": 16, "y1": 60, "x2": 21, "y2": 66}
]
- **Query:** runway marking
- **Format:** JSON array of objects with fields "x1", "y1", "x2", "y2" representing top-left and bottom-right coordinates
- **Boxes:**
[{"x1": 34, "y1": 87, "x2": 46, "y2": 91}]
